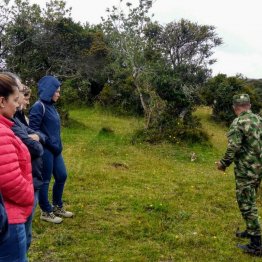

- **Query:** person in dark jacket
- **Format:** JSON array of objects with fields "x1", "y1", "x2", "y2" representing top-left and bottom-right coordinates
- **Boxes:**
[
  {"x1": 29, "y1": 75, "x2": 73, "y2": 224},
  {"x1": 12, "y1": 117, "x2": 44, "y2": 190},
  {"x1": 11, "y1": 82, "x2": 44, "y2": 250},
  {"x1": 14, "y1": 84, "x2": 31, "y2": 126}
]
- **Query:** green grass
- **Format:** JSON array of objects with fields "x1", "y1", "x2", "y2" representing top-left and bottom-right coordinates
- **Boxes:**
[{"x1": 29, "y1": 106, "x2": 262, "y2": 261}]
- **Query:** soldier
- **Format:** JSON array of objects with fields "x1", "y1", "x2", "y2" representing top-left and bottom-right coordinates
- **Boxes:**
[{"x1": 216, "y1": 94, "x2": 262, "y2": 256}]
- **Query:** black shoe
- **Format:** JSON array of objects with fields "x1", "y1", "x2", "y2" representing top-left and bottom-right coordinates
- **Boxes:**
[
  {"x1": 237, "y1": 236, "x2": 262, "y2": 256},
  {"x1": 236, "y1": 229, "x2": 251, "y2": 239},
  {"x1": 237, "y1": 243, "x2": 262, "y2": 256}
]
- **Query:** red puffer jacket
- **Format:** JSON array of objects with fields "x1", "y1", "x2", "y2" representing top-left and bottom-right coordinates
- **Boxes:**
[{"x1": 0, "y1": 115, "x2": 34, "y2": 224}]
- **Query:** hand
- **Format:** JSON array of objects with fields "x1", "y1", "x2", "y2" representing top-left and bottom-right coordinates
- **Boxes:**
[
  {"x1": 215, "y1": 161, "x2": 226, "y2": 171},
  {"x1": 28, "y1": 134, "x2": 40, "y2": 142}
]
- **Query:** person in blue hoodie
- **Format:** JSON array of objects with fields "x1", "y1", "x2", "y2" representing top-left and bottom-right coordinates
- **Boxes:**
[{"x1": 29, "y1": 75, "x2": 73, "y2": 224}]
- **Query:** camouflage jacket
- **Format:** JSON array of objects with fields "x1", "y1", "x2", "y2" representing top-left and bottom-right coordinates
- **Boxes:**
[{"x1": 220, "y1": 110, "x2": 262, "y2": 169}]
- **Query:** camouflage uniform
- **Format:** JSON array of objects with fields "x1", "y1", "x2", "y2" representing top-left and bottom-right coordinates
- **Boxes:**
[{"x1": 220, "y1": 95, "x2": 262, "y2": 236}]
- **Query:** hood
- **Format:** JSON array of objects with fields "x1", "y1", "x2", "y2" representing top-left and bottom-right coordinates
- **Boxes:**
[{"x1": 38, "y1": 76, "x2": 61, "y2": 102}]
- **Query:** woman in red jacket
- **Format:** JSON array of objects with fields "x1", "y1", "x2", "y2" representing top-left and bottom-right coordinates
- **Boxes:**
[{"x1": 0, "y1": 73, "x2": 34, "y2": 262}]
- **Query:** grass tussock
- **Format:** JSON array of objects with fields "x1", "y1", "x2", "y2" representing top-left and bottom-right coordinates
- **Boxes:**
[{"x1": 29, "y1": 106, "x2": 261, "y2": 261}]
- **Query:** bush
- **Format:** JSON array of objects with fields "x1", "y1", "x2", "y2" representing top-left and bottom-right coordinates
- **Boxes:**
[
  {"x1": 201, "y1": 74, "x2": 262, "y2": 125},
  {"x1": 56, "y1": 99, "x2": 70, "y2": 127},
  {"x1": 97, "y1": 82, "x2": 143, "y2": 116},
  {"x1": 133, "y1": 113, "x2": 209, "y2": 144},
  {"x1": 60, "y1": 79, "x2": 80, "y2": 106}
]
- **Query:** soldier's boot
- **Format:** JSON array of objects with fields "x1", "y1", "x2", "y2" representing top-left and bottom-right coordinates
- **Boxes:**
[
  {"x1": 237, "y1": 236, "x2": 262, "y2": 256},
  {"x1": 236, "y1": 229, "x2": 251, "y2": 238}
]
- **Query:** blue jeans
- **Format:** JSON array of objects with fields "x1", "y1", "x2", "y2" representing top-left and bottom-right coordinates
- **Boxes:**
[
  {"x1": 0, "y1": 223, "x2": 27, "y2": 262},
  {"x1": 25, "y1": 190, "x2": 39, "y2": 250},
  {"x1": 39, "y1": 149, "x2": 67, "y2": 212}
]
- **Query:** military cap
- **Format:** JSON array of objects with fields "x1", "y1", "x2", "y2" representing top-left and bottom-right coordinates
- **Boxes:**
[{"x1": 233, "y1": 94, "x2": 250, "y2": 105}]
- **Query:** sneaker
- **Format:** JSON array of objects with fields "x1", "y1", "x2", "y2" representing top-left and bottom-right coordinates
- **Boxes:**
[
  {"x1": 40, "y1": 211, "x2": 63, "y2": 224},
  {"x1": 53, "y1": 206, "x2": 74, "y2": 218}
]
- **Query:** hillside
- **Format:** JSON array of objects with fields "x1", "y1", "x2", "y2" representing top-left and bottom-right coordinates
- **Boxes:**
[{"x1": 29, "y1": 107, "x2": 259, "y2": 262}]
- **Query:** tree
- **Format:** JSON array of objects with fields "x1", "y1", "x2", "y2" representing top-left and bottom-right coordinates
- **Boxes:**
[
  {"x1": 1, "y1": 0, "x2": 108, "y2": 105},
  {"x1": 2, "y1": 0, "x2": 85, "y2": 79},
  {"x1": 2, "y1": 0, "x2": 43, "y2": 79},
  {"x1": 159, "y1": 19, "x2": 222, "y2": 71},
  {"x1": 101, "y1": 0, "x2": 164, "y2": 127},
  {"x1": 201, "y1": 74, "x2": 262, "y2": 124},
  {"x1": 0, "y1": 0, "x2": 15, "y2": 68},
  {"x1": 100, "y1": 2, "x2": 223, "y2": 142},
  {"x1": 154, "y1": 19, "x2": 222, "y2": 119}
]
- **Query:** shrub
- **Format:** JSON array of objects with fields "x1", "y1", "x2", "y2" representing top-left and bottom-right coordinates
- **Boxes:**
[
  {"x1": 201, "y1": 74, "x2": 262, "y2": 125},
  {"x1": 133, "y1": 113, "x2": 209, "y2": 144},
  {"x1": 97, "y1": 81, "x2": 143, "y2": 116}
]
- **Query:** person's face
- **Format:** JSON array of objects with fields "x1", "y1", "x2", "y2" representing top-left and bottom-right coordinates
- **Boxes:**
[
  {"x1": 0, "y1": 88, "x2": 19, "y2": 118},
  {"x1": 233, "y1": 104, "x2": 250, "y2": 116},
  {"x1": 52, "y1": 87, "x2": 60, "y2": 102},
  {"x1": 22, "y1": 93, "x2": 31, "y2": 110},
  {"x1": 232, "y1": 105, "x2": 238, "y2": 115},
  {"x1": 17, "y1": 79, "x2": 25, "y2": 109}
]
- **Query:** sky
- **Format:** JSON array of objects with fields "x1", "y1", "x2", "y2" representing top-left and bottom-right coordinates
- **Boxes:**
[{"x1": 28, "y1": 0, "x2": 262, "y2": 79}]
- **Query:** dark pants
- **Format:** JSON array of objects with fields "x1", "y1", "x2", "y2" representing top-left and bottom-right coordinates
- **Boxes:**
[
  {"x1": 39, "y1": 149, "x2": 67, "y2": 212},
  {"x1": 25, "y1": 190, "x2": 39, "y2": 250},
  {"x1": 0, "y1": 224, "x2": 27, "y2": 262},
  {"x1": 235, "y1": 165, "x2": 261, "y2": 236}
]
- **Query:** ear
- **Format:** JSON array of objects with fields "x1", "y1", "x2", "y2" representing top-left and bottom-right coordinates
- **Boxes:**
[{"x1": 0, "y1": 96, "x2": 6, "y2": 108}]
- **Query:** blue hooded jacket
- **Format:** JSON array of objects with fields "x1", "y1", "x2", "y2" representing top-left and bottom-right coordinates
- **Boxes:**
[{"x1": 29, "y1": 76, "x2": 62, "y2": 155}]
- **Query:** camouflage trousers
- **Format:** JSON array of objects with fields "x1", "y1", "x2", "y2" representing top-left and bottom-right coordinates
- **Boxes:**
[{"x1": 235, "y1": 166, "x2": 261, "y2": 236}]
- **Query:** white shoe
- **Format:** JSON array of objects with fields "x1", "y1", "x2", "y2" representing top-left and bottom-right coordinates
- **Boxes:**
[
  {"x1": 40, "y1": 211, "x2": 63, "y2": 224},
  {"x1": 53, "y1": 206, "x2": 74, "y2": 218}
]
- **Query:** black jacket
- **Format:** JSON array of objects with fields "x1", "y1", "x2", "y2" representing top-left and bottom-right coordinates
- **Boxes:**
[
  {"x1": 11, "y1": 117, "x2": 44, "y2": 190},
  {"x1": 14, "y1": 110, "x2": 29, "y2": 127}
]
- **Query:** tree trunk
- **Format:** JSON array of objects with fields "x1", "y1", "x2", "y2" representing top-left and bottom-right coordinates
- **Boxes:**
[
  {"x1": 134, "y1": 81, "x2": 151, "y2": 129},
  {"x1": 179, "y1": 107, "x2": 189, "y2": 120}
]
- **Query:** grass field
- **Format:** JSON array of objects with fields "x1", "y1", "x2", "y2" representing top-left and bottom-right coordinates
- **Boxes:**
[{"x1": 29, "y1": 107, "x2": 261, "y2": 261}]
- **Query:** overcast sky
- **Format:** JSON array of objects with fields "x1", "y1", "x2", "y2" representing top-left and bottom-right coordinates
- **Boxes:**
[{"x1": 29, "y1": 0, "x2": 262, "y2": 79}]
